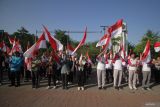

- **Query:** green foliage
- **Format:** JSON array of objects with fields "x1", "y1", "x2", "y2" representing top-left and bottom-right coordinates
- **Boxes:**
[{"x1": 134, "y1": 30, "x2": 160, "y2": 58}]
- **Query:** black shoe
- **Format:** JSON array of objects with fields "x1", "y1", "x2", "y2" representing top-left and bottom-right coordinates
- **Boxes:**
[
  {"x1": 102, "y1": 87, "x2": 106, "y2": 90},
  {"x1": 15, "y1": 85, "x2": 18, "y2": 87},
  {"x1": 114, "y1": 86, "x2": 119, "y2": 90},
  {"x1": 118, "y1": 87, "x2": 123, "y2": 90},
  {"x1": 8, "y1": 85, "x2": 14, "y2": 87},
  {"x1": 98, "y1": 87, "x2": 102, "y2": 90}
]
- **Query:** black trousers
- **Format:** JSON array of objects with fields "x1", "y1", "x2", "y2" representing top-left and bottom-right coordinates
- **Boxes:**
[
  {"x1": 0, "y1": 67, "x2": 3, "y2": 83},
  {"x1": 155, "y1": 69, "x2": 160, "y2": 83},
  {"x1": 61, "y1": 74, "x2": 68, "y2": 89},
  {"x1": 31, "y1": 71, "x2": 39, "y2": 88},
  {"x1": 77, "y1": 71, "x2": 85, "y2": 87},
  {"x1": 47, "y1": 74, "x2": 56, "y2": 86},
  {"x1": 25, "y1": 70, "x2": 31, "y2": 81},
  {"x1": 68, "y1": 72, "x2": 74, "y2": 83},
  {"x1": 10, "y1": 71, "x2": 20, "y2": 86},
  {"x1": 106, "y1": 69, "x2": 113, "y2": 83}
]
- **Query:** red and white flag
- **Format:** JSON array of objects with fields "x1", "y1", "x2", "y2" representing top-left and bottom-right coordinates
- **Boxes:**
[
  {"x1": 9, "y1": 39, "x2": 23, "y2": 55},
  {"x1": 23, "y1": 32, "x2": 46, "y2": 58},
  {"x1": 86, "y1": 51, "x2": 92, "y2": 64},
  {"x1": 141, "y1": 40, "x2": 151, "y2": 63},
  {"x1": 72, "y1": 27, "x2": 87, "y2": 55},
  {"x1": 67, "y1": 43, "x2": 77, "y2": 56},
  {"x1": 24, "y1": 42, "x2": 32, "y2": 71},
  {"x1": 96, "y1": 34, "x2": 108, "y2": 47},
  {"x1": 43, "y1": 26, "x2": 63, "y2": 51},
  {"x1": 51, "y1": 51, "x2": 60, "y2": 64},
  {"x1": 154, "y1": 42, "x2": 160, "y2": 52},
  {"x1": 108, "y1": 19, "x2": 123, "y2": 38},
  {"x1": 98, "y1": 35, "x2": 112, "y2": 56},
  {"x1": 119, "y1": 43, "x2": 126, "y2": 61},
  {"x1": 8, "y1": 36, "x2": 15, "y2": 45},
  {"x1": 0, "y1": 41, "x2": 10, "y2": 54}
]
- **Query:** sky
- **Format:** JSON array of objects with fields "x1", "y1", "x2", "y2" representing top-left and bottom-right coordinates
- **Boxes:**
[{"x1": 0, "y1": 0, "x2": 160, "y2": 44}]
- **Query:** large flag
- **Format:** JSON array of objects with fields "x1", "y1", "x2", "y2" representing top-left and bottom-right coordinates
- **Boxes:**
[
  {"x1": 108, "y1": 19, "x2": 123, "y2": 38},
  {"x1": 43, "y1": 26, "x2": 63, "y2": 51},
  {"x1": 154, "y1": 42, "x2": 160, "y2": 52},
  {"x1": 72, "y1": 27, "x2": 87, "y2": 55},
  {"x1": 96, "y1": 34, "x2": 108, "y2": 47},
  {"x1": 141, "y1": 40, "x2": 151, "y2": 63},
  {"x1": 23, "y1": 32, "x2": 46, "y2": 58}
]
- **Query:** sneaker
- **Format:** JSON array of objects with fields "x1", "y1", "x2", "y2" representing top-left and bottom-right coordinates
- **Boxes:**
[
  {"x1": 46, "y1": 86, "x2": 51, "y2": 89},
  {"x1": 129, "y1": 85, "x2": 133, "y2": 90},
  {"x1": 78, "y1": 87, "x2": 80, "y2": 91},
  {"x1": 98, "y1": 87, "x2": 102, "y2": 90},
  {"x1": 53, "y1": 86, "x2": 56, "y2": 89},
  {"x1": 81, "y1": 87, "x2": 84, "y2": 91},
  {"x1": 133, "y1": 86, "x2": 137, "y2": 90},
  {"x1": 142, "y1": 87, "x2": 146, "y2": 90},
  {"x1": 68, "y1": 82, "x2": 72, "y2": 85},
  {"x1": 146, "y1": 87, "x2": 152, "y2": 91}
]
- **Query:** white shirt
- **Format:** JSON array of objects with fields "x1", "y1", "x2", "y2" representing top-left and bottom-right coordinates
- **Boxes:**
[
  {"x1": 129, "y1": 58, "x2": 137, "y2": 71},
  {"x1": 105, "y1": 60, "x2": 112, "y2": 69},
  {"x1": 142, "y1": 62, "x2": 151, "y2": 72},
  {"x1": 97, "y1": 57, "x2": 105, "y2": 70},
  {"x1": 113, "y1": 59, "x2": 122, "y2": 70}
]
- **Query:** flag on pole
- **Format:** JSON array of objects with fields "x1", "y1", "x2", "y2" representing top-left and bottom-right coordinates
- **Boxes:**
[
  {"x1": 141, "y1": 40, "x2": 151, "y2": 63},
  {"x1": 154, "y1": 42, "x2": 160, "y2": 52},
  {"x1": 43, "y1": 25, "x2": 63, "y2": 51},
  {"x1": 51, "y1": 51, "x2": 60, "y2": 64},
  {"x1": 23, "y1": 32, "x2": 46, "y2": 58},
  {"x1": 24, "y1": 42, "x2": 32, "y2": 71},
  {"x1": 86, "y1": 51, "x2": 92, "y2": 64},
  {"x1": 67, "y1": 43, "x2": 77, "y2": 56},
  {"x1": 72, "y1": 27, "x2": 87, "y2": 55},
  {"x1": 9, "y1": 39, "x2": 23, "y2": 55},
  {"x1": 108, "y1": 19, "x2": 123, "y2": 38},
  {"x1": 119, "y1": 43, "x2": 126, "y2": 61},
  {"x1": 96, "y1": 34, "x2": 108, "y2": 47},
  {"x1": 98, "y1": 35, "x2": 111, "y2": 56}
]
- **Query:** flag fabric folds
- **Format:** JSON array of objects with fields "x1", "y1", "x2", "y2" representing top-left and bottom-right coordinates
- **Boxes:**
[
  {"x1": 23, "y1": 32, "x2": 46, "y2": 58},
  {"x1": 72, "y1": 27, "x2": 87, "y2": 55},
  {"x1": 141, "y1": 40, "x2": 151, "y2": 63},
  {"x1": 43, "y1": 26, "x2": 63, "y2": 51},
  {"x1": 96, "y1": 34, "x2": 108, "y2": 47},
  {"x1": 108, "y1": 19, "x2": 123, "y2": 38}
]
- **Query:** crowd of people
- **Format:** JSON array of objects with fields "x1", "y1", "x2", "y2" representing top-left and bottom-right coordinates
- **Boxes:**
[{"x1": 0, "y1": 49, "x2": 160, "y2": 91}]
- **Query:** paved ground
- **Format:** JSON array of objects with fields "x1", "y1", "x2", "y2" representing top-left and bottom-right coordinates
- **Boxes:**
[{"x1": 0, "y1": 70, "x2": 160, "y2": 107}]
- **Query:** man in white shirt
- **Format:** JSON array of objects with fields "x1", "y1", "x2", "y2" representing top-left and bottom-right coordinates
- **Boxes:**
[
  {"x1": 128, "y1": 53, "x2": 138, "y2": 90},
  {"x1": 142, "y1": 61, "x2": 152, "y2": 90},
  {"x1": 113, "y1": 54, "x2": 124, "y2": 90},
  {"x1": 97, "y1": 54, "x2": 106, "y2": 90}
]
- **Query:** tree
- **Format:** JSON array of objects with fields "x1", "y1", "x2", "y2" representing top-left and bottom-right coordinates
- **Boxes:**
[
  {"x1": 134, "y1": 30, "x2": 160, "y2": 58},
  {"x1": 54, "y1": 30, "x2": 71, "y2": 49}
]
